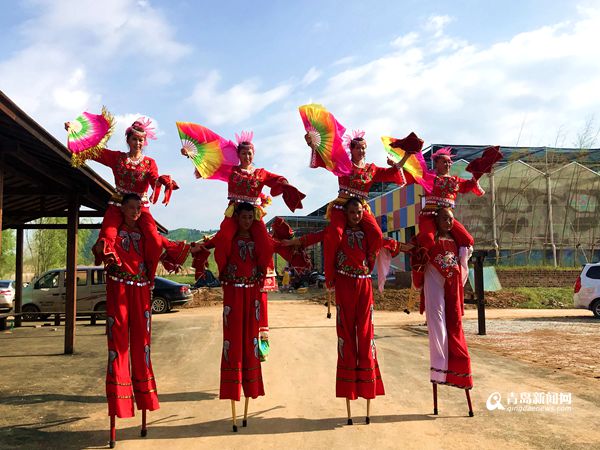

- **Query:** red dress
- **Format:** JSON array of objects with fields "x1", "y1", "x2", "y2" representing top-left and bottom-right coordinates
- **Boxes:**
[
  {"x1": 301, "y1": 228, "x2": 385, "y2": 400},
  {"x1": 422, "y1": 237, "x2": 473, "y2": 389},
  {"x1": 92, "y1": 149, "x2": 168, "y2": 282},
  {"x1": 213, "y1": 166, "x2": 305, "y2": 276},
  {"x1": 218, "y1": 234, "x2": 267, "y2": 401},
  {"x1": 323, "y1": 163, "x2": 406, "y2": 287},
  {"x1": 417, "y1": 174, "x2": 483, "y2": 251},
  {"x1": 105, "y1": 224, "x2": 159, "y2": 418}
]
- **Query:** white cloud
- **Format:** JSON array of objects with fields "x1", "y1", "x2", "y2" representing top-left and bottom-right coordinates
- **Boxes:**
[
  {"x1": 189, "y1": 71, "x2": 293, "y2": 126},
  {"x1": 0, "y1": 0, "x2": 190, "y2": 136},
  {"x1": 301, "y1": 67, "x2": 322, "y2": 86}
]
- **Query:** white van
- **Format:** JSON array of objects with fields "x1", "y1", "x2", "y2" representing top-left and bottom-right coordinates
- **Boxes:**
[{"x1": 21, "y1": 266, "x2": 107, "y2": 319}]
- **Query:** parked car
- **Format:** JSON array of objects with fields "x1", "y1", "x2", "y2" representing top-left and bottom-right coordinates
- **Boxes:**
[
  {"x1": 152, "y1": 277, "x2": 193, "y2": 314},
  {"x1": 21, "y1": 267, "x2": 107, "y2": 320},
  {"x1": 573, "y1": 262, "x2": 600, "y2": 318},
  {"x1": 192, "y1": 270, "x2": 221, "y2": 288},
  {"x1": 0, "y1": 280, "x2": 15, "y2": 312}
]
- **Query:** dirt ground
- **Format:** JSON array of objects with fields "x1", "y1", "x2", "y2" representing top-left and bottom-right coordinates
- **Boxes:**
[{"x1": 1, "y1": 298, "x2": 599, "y2": 449}]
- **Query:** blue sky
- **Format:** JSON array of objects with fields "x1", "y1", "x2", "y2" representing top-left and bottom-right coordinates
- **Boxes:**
[{"x1": 1, "y1": 0, "x2": 600, "y2": 230}]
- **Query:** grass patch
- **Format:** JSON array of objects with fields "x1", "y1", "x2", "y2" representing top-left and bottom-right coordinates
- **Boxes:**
[
  {"x1": 506, "y1": 287, "x2": 573, "y2": 308},
  {"x1": 161, "y1": 274, "x2": 196, "y2": 285}
]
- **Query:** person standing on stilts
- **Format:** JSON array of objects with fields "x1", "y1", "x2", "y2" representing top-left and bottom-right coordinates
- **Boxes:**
[
  {"x1": 105, "y1": 193, "x2": 159, "y2": 448},
  {"x1": 216, "y1": 202, "x2": 270, "y2": 431},
  {"x1": 411, "y1": 207, "x2": 475, "y2": 417}
]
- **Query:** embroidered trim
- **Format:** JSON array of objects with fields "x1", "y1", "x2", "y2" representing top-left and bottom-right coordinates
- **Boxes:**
[
  {"x1": 133, "y1": 376, "x2": 155, "y2": 383},
  {"x1": 338, "y1": 186, "x2": 369, "y2": 200},
  {"x1": 106, "y1": 381, "x2": 132, "y2": 386},
  {"x1": 227, "y1": 194, "x2": 261, "y2": 205},
  {"x1": 133, "y1": 388, "x2": 157, "y2": 394},
  {"x1": 430, "y1": 367, "x2": 472, "y2": 377},
  {"x1": 431, "y1": 380, "x2": 473, "y2": 390},
  {"x1": 336, "y1": 376, "x2": 382, "y2": 383},
  {"x1": 106, "y1": 393, "x2": 134, "y2": 399},
  {"x1": 337, "y1": 270, "x2": 371, "y2": 279},
  {"x1": 107, "y1": 275, "x2": 149, "y2": 287},
  {"x1": 425, "y1": 196, "x2": 455, "y2": 208},
  {"x1": 221, "y1": 281, "x2": 257, "y2": 288}
]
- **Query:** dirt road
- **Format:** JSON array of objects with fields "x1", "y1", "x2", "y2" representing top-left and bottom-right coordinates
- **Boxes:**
[{"x1": 0, "y1": 302, "x2": 598, "y2": 449}]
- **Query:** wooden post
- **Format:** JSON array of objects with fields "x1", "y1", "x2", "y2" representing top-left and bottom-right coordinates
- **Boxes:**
[
  {"x1": 546, "y1": 173, "x2": 558, "y2": 267},
  {"x1": 64, "y1": 195, "x2": 79, "y2": 354},
  {"x1": 14, "y1": 227, "x2": 23, "y2": 327},
  {"x1": 472, "y1": 250, "x2": 487, "y2": 336},
  {"x1": 0, "y1": 157, "x2": 4, "y2": 254}
]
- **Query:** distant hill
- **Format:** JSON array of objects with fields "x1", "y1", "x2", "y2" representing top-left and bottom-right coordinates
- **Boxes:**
[{"x1": 166, "y1": 228, "x2": 218, "y2": 242}]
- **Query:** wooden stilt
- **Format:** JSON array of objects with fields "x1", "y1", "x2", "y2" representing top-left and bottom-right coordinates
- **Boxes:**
[
  {"x1": 243, "y1": 397, "x2": 249, "y2": 427},
  {"x1": 465, "y1": 389, "x2": 474, "y2": 417},
  {"x1": 109, "y1": 415, "x2": 116, "y2": 448},
  {"x1": 231, "y1": 400, "x2": 238, "y2": 432},
  {"x1": 432, "y1": 382, "x2": 438, "y2": 415},
  {"x1": 346, "y1": 398, "x2": 353, "y2": 425},
  {"x1": 366, "y1": 399, "x2": 371, "y2": 424},
  {"x1": 326, "y1": 290, "x2": 332, "y2": 319},
  {"x1": 141, "y1": 409, "x2": 147, "y2": 437}
]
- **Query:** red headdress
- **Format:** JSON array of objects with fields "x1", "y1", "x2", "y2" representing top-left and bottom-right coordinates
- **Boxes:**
[
  {"x1": 342, "y1": 129, "x2": 366, "y2": 151},
  {"x1": 431, "y1": 147, "x2": 454, "y2": 161},
  {"x1": 235, "y1": 130, "x2": 254, "y2": 150},
  {"x1": 126, "y1": 117, "x2": 157, "y2": 147}
]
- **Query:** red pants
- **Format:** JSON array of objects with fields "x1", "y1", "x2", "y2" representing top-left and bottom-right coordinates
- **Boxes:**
[
  {"x1": 334, "y1": 274, "x2": 385, "y2": 400},
  {"x1": 417, "y1": 214, "x2": 473, "y2": 251},
  {"x1": 220, "y1": 284, "x2": 265, "y2": 401},
  {"x1": 325, "y1": 206, "x2": 382, "y2": 286},
  {"x1": 213, "y1": 216, "x2": 273, "y2": 276},
  {"x1": 98, "y1": 205, "x2": 163, "y2": 281},
  {"x1": 105, "y1": 279, "x2": 159, "y2": 418}
]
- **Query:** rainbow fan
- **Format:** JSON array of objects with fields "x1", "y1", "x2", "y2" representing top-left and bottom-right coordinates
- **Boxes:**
[
  {"x1": 66, "y1": 107, "x2": 115, "y2": 167},
  {"x1": 382, "y1": 135, "x2": 434, "y2": 192},
  {"x1": 298, "y1": 103, "x2": 352, "y2": 176},
  {"x1": 176, "y1": 122, "x2": 239, "y2": 181}
]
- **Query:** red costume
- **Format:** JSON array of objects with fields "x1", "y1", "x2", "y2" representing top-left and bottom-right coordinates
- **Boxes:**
[
  {"x1": 302, "y1": 229, "x2": 385, "y2": 400},
  {"x1": 105, "y1": 223, "x2": 159, "y2": 418},
  {"x1": 420, "y1": 237, "x2": 473, "y2": 389},
  {"x1": 93, "y1": 149, "x2": 177, "y2": 281},
  {"x1": 212, "y1": 166, "x2": 305, "y2": 277},
  {"x1": 218, "y1": 234, "x2": 267, "y2": 401},
  {"x1": 323, "y1": 163, "x2": 406, "y2": 286}
]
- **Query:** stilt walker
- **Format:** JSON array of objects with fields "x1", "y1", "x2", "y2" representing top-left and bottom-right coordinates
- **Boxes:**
[
  {"x1": 65, "y1": 110, "x2": 179, "y2": 284},
  {"x1": 211, "y1": 202, "x2": 271, "y2": 431},
  {"x1": 291, "y1": 199, "x2": 411, "y2": 424},
  {"x1": 411, "y1": 207, "x2": 475, "y2": 417},
  {"x1": 104, "y1": 194, "x2": 160, "y2": 447}
]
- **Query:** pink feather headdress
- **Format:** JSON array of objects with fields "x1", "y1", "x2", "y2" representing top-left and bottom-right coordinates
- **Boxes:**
[
  {"x1": 431, "y1": 146, "x2": 454, "y2": 160},
  {"x1": 342, "y1": 129, "x2": 366, "y2": 150},
  {"x1": 126, "y1": 117, "x2": 157, "y2": 147},
  {"x1": 235, "y1": 130, "x2": 254, "y2": 147}
]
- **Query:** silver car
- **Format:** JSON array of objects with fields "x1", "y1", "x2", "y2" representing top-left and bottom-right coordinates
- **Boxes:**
[{"x1": 0, "y1": 280, "x2": 15, "y2": 312}]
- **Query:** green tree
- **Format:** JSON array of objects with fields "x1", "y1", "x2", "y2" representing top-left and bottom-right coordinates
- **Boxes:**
[{"x1": 0, "y1": 229, "x2": 16, "y2": 278}]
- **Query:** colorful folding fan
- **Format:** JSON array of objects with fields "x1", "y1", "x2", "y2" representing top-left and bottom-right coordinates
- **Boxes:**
[
  {"x1": 176, "y1": 122, "x2": 239, "y2": 181},
  {"x1": 66, "y1": 107, "x2": 115, "y2": 167},
  {"x1": 298, "y1": 103, "x2": 352, "y2": 176},
  {"x1": 381, "y1": 134, "x2": 434, "y2": 193}
]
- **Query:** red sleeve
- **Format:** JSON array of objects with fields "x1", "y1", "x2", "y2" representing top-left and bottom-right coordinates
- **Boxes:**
[
  {"x1": 262, "y1": 169, "x2": 306, "y2": 212},
  {"x1": 372, "y1": 165, "x2": 407, "y2": 186},
  {"x1": 148, "y1": 158, "x2": 160, "y2": 187},
  {"x1": 300, "y1": 230, "x2": 325, "y2": 247},
  {"x1": 261, "y1": 169, "x2": 289, "y2": 189},
  {"x1": 458, "y1": 177, "x2": 485, "y2": 196},
  {"x1": 92, "y1": 148, "x2": 121, "y2": 168}
]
